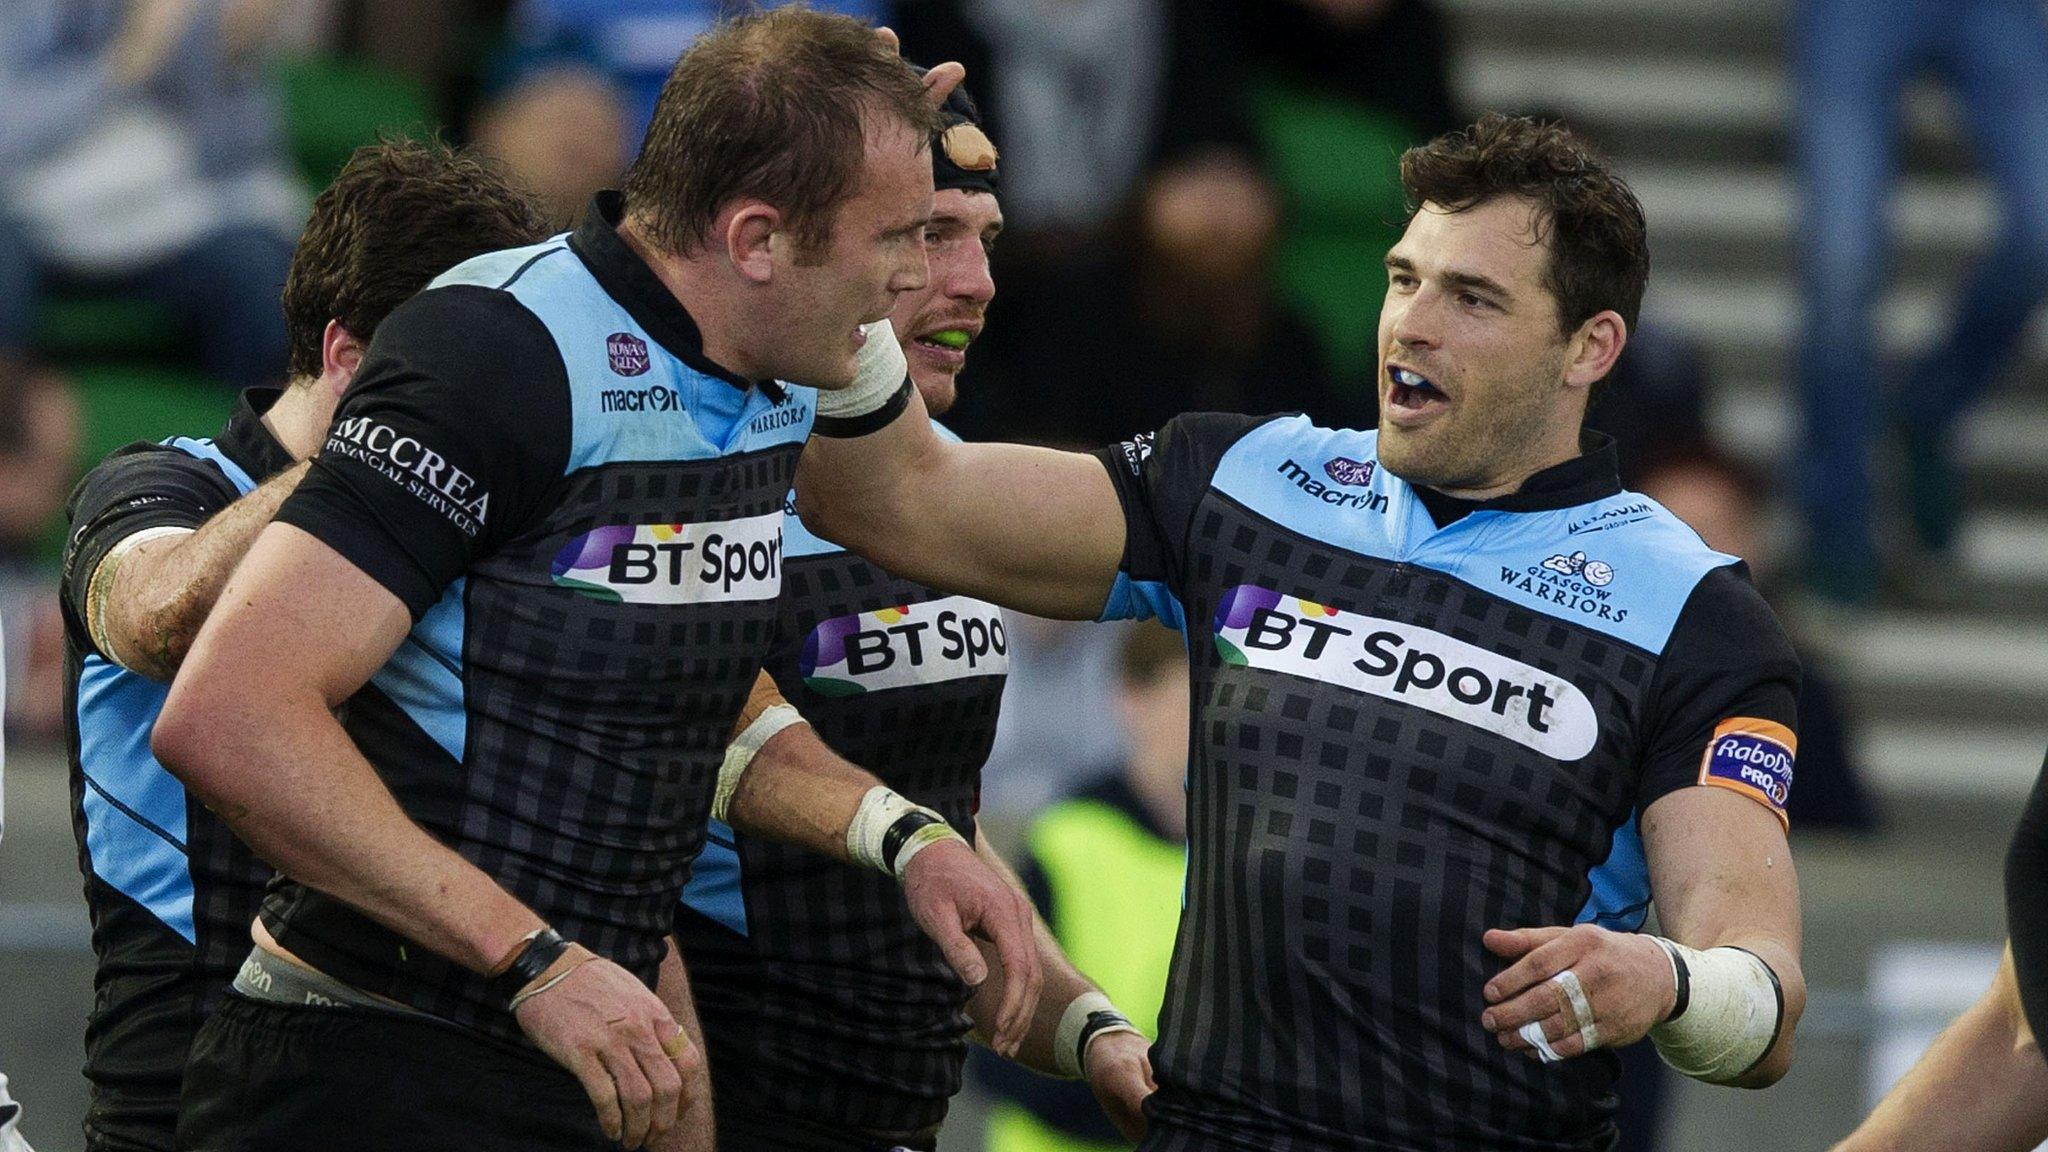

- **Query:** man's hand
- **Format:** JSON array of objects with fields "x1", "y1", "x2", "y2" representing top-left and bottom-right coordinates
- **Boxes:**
[
  {"x1": 1084, "y1": 1029, "x2": 1156, "y2": 1141},
  {"x1": 901, "y1": 837, "x2": 1043, "y2": 1056},
  {"x1": 872, "y1": 26, "x2": 965, "y2": 105},
  {"x1": 513, "y1": 949, "x2": 702, "y2": 1149},
  {"x1": 1479, "y1": 924, "x2": 1677, "y2": 1061}
]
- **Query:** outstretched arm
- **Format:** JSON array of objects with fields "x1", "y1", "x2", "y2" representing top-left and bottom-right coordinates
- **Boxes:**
[{"x1": 795, "y1": 322, "x2": 1125, "y2": 621}]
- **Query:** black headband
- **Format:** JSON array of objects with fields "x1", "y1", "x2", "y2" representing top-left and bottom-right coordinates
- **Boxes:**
[{"x1": 931, "y1": 83, "x2": 998, "y2": 195}]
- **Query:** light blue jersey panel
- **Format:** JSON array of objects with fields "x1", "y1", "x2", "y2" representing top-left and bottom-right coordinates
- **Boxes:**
[
  {"x1": 367, "y1": 580, "x2": 469, "y2": 762},
  {"x1": 684, "y1": 818, "x2": 748, "y2": 936},
  {"x1": 76, "y1": 436, "x2": 262, "y2": 942}
]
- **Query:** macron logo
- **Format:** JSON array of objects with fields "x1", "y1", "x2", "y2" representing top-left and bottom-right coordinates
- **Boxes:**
[
  {"x1": 1278, "y1": 459, "x2": 1388, "y2": 513},
  {"x1": 327, "y1": 417, "x2": 491, "y2": 536}
]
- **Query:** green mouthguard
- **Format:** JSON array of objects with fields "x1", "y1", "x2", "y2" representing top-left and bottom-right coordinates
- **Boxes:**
[{"x1": 926, "y1": 329, "x2": 970, "y2": 350}]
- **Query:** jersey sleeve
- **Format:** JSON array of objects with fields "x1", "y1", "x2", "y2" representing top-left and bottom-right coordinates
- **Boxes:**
[
  {"x1": 1089, "y1": 411, "x2": 1268, "y2": 629},
  {"x1": 1636, "y1": 563, "x2": 1802, "y2": 827},
  {"x1": 274, "y1": 286, "x2": 570, "y2": 619},
  {"x1": 60, "y1": 445, "x2": 239, "y2": 652}
]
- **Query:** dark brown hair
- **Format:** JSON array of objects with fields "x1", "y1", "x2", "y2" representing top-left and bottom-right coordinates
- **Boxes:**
[
  {"x1": 282, "y1": 138, "x2": 551, "y2": 379},
  {"x1": 620, "y1": 7, "x2": 942, "y2": 256},
  {"x1": 1399, "y1": 113, "x2": 1649, "y2": 337}
]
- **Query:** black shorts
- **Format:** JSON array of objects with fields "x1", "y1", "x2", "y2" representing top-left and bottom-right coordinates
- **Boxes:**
[
  {"x1": 715, "y1": 1101, "x2": 933, "y2": 1152},
  {"x1": 176, "y1": 994, "x2": 618, "y2": 1151}
]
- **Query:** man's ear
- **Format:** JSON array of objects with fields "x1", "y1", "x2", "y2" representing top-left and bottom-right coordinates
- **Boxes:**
[
  {"x1": 320, "y1": 320, "x2": 366, "y2": 397},
  {"x1": 1562, "y1": 310, "x2": 1627, "y2": 394},
  {"x1": 724, "y1": 203, "x2": 782, "y2": 284}
]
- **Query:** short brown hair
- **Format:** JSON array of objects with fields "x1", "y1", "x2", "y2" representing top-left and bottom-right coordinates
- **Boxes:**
[
  {"x1": 1399, "y1": 113, "x2": 1649, "y2": 337},
  {"x1": 620, "y1": 7, "x2": 942, "y2": 256},
  {"x1": 282, "y1": 138, "x2": 552, "y2": 379}
]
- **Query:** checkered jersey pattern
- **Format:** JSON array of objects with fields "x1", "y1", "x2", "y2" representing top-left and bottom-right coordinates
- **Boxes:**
[
  {"x1": 1145, "y1": 493, "x2": 1658, "y2": 1152},
  {"x1": 268, "y1": 445, "x2": 799, "y2": 1038},
  {"x1": 682, "y1": 541, "x2": 1001, "y2": 1134}
]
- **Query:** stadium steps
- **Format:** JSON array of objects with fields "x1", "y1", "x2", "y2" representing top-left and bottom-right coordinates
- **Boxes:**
[{"x1": 1448, "y1": 0, "x2": 2048, "y2": 803}]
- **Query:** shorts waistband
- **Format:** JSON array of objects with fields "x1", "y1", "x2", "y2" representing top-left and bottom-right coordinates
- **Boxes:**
[{"x1": 232, "y1": 944, "x2": 438, "y2": 1020}]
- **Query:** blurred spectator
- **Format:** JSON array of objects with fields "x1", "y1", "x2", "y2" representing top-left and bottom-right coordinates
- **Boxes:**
[
  {"x1": 895, "y1": 0, "x2": 1284, "y2": 445},
  {"x1": 1585, "y1": 322, "x2": 1714, "y2": 487},
  {"x1": 977, "y1": 623, "x2": 1189, "y2": 1152},
  {"x1": 1793, "y1": 0, "x2": 2048, "y2": 605},
  {"x1": 0, "y1": 357, "x2": 82, "y2": 742},
  {"x1": 977, "y1": 616, "x2": 1135, "y2": 823},
  {"x1": 1635, "y1": 444, "x2": 1878, "y2": 833},
  {"x1": 0, "y1": 0, "x2": 303, "y2": 390},
  {"x1": 1232, "y1": 0, "x2": 1458, "y2": 386},
  {"x1": 474, "y1": 0, "x2": 887, "y2": 223},
  {"x1": 471, "y1": 64, "x2": 628, "y2": 227}
]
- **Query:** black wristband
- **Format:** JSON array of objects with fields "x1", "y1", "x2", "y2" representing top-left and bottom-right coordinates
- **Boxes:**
[
  {"x1": 1663, "y1": 940, "x2": 1692, "y2": 1022},
  {"x1": 813, "y1": 378, "x2": 914, "y2": 438},
  {"x1": 488, "y1": 928, "x2": 571, "y2": 1006},
  {"x1": 1076, "y1": 1009, "x2": 1136, "y2": 1073},
  {"x1": 880, "y1": 811, "x2": 946, "y2": 875}
]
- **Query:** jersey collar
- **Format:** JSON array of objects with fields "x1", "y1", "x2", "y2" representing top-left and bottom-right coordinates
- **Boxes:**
[
  {"x1": 569, "y1": 191, "x2": 783, "y2": 402},
  {"x1": 218, "y1": 388, "x2": 297, "y2": 481},
  {"x1": 1411, "y1": 430, "x2": 1624, "y2": 528}
]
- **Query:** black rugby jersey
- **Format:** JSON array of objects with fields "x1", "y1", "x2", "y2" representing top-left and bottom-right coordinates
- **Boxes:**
[
  {"x1": 264, "y1": 195, "x2": 817, "y2": 1040},
  {"x1": 1094, "y1": 414, "x2": 1799, "y2": 1152},
  {"x1": 677, "y1": 424, "x2": 1009, "y2": 1136},
  {"x1": 60, "y1": 390, "x2": 293, "y2": 1151}
]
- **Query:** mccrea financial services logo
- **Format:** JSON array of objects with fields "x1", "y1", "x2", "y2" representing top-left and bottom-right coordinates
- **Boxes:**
[{"x1": 325, "y1": 418, "x2": 489, "y2": 536}]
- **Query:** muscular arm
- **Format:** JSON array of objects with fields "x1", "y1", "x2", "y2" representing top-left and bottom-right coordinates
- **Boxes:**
[
  {"x1": 88, "y1": 460, "x2": 309, "y2": 680},
  {"x1": 719, "y1": 673, "x2": 1041, "y2": 1050},
  {"x1": 1833, "y1": 945, "x2": 2048, "y2": 1152},
  {"x1": 795, "y1": 386, "x2": 1125, "y2": 621},
  {"x1": 1642, "y1": 784, "x2": 1806, "y2": 1087},
  {"x1": 151, "y1": 522, "x2": 546, "y2": 973}
]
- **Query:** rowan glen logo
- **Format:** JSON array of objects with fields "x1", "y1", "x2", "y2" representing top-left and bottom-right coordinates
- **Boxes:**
[
  {"x1": 1323, "y1": 457, "x2": 1375, "y2": 487},
  {"x1": 599, "y1": 384, "x2": 678, "y2": 414},
  {"x1": 326, "y1": 417, "x2": 489, "y2": 536},
  {"x1": 800, "y1": 596, "x2": 1010, "y2": 696},
  {"x1": 607, "y1": 331, "x2": 650, "y2": 376},
  {"x1": 1211, "y1": 583, "x2": 1598, "y2": 760},
  {"x1": 550, "y1": 515, "x2": 783, "y2": 604},
  {"x1": 1278, "y1": 459, "x2": 1388, "y2": 512}
]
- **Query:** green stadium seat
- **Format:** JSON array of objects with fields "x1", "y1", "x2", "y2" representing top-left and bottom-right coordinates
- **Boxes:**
[
  {"x1": 1249, "y1": 73, "x2": 1418, "y2": 381},
  {"x1": 71, "y1": 364, "x2": 236, "y2": 466},
  {"x1": 275, "y1": 54, "x2": 436, "y2": 185}
]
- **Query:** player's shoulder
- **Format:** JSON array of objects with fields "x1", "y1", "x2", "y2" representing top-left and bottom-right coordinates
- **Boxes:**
[
  {"x1": 67, "y1": 440, "x2": 241, "y2": 525},
  {"x1": 1109, "y1": 409, "x2": 1322, "y2": 484},
  {"x1": 427, "y1": 233, "x2": 575, "y2": 294},
  {"x1": 1552, "y1": 489, "x2": 1737, "y2": 583}
]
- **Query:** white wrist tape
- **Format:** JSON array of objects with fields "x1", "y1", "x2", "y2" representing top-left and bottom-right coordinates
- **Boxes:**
[
  {"x1": 1054, "y1": 991, "x2": 1142, "y2": 1078},
  {"x1": 712, "y1": 704, "x2": 807, "y2": 823},
  {"x1": 1647, "y1": 939, "x2": 1783, "y2": 1082},
  {"x1": 816, "y1": 319, "x2": 910, "y2": 420},
  {"x1": 846, "y1": 785, "x2": 963, "y2": 878}
]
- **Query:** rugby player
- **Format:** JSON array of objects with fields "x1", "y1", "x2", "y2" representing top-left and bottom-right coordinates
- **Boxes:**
[
  {"x1": 676, "y1": 88, "x2": 1153, "y2": 1152},
  {"x1": 796, "y1": 112, "x2": 1808, "y2": 1150},
  {"x1": 151, "y1": 13, "x2": 1036, "y2": 1151},
  {"x1": 58, "y1": 139, "x2": 552, "y2": 1152},
  {"x1": 1832, "y1": 747, "x2": 2048, "y2": 1151}
]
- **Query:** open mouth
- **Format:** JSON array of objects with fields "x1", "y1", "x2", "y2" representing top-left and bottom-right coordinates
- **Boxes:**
[
  {"x1": 1386, "y1": 365, "x2": 1450, "y2": 421},
  {"x1": 914, "y1": 328, "x2": 974, "y2": 354}
]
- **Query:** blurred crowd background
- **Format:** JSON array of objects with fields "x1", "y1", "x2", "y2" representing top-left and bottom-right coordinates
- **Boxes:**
[{"x1": 1, "y1": 1, "x2": 2044, "y2": 1149}]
